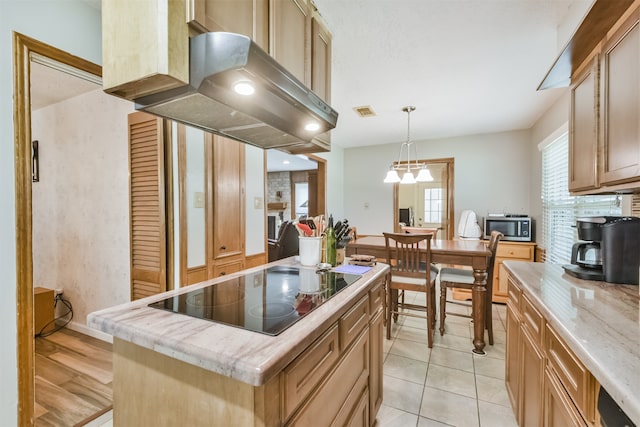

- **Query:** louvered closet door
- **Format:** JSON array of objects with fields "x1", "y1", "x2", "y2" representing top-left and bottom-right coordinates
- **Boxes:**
[{"x1": 128, "y1": 112, "x2": 167, "y2": 300}]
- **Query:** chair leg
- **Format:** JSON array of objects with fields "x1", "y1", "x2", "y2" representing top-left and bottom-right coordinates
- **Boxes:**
[
  {"x1": 382, "y1": 278, "x2": 388, "y2": 328},
  {"x1": 426, "y1": 286, "x2": 433, "y2": 348},
  {"x1": 486, "y1": 301, "x2": 494, "y2": 346},
  {"x1": 439, "y1": 283, "x2": 446, "y2": 336},
  {"x1": 386, "y1": 287, "x2": 393, "y2": 340}
]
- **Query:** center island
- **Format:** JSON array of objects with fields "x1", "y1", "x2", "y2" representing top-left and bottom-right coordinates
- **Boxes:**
[{"x1": 87, "y1": 258, "x2": 389, "y2": 426}]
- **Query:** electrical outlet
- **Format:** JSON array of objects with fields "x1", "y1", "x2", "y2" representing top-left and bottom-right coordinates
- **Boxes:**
[{"x1": 55, "y1": 289, "x2": 63, "y2": 297}]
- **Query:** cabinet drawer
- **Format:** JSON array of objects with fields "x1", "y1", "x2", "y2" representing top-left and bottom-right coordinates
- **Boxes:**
[
  {"x1": 507, "y1": 276, "x2": 522, "y2": 311},
  {"x1": 545, "y1": 325, "x2": 596, "y2": 423},
  {"x1": 497, "y1": 244, "x2": 533, "y2": 259},
  {"x1": 287, "y1": 330, "x2": 369, "y2": 426},
  {"x1": 340, "y1": 296, "x2": 370, "y2": 350},
  {"x1": 283, "y1": 324, "x2": 340, "y2": 420},
  {"x1": 369, "y1": 279, "x2": 384, "y2": 316},
  {"x1": 522, "y1": 295, "x2": 544, "y2": 347}
]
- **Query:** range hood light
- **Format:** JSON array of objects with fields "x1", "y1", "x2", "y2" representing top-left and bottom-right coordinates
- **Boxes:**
[
  {"x1": 305, "y1": 122, "x2": 320, "y2": 132},
  {"x1": 233, "y1": 80, "x2": 255, "y2": 96}
]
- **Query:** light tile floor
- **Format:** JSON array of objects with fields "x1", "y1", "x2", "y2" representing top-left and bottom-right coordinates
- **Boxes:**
[
  {"x1": 96, "y1": 289, "x2": 517, "y2": 427},
  {"x1": 377, "y1": 289, "x2": 518, "y2": 427}
]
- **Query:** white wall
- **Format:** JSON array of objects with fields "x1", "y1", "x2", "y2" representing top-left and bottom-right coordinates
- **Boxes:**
[
  {"x1": 316, "y1": 144, "x2": 345, "y2": 219},
  {"x1": 529, "y1": 90, "x2": 570, "y2": 242},
  {"x1": 343, "y1": 130, "x2": 533, "y2": 235},
  {"x1": 245, "y1": 145, "x2": 266, "y2": 255},
  {"x1": 32, "y1": 88, "x2": 133, "y2": 333},
  {"x1": 0, "y1": 1, "x2": 102, "y2": 423}
]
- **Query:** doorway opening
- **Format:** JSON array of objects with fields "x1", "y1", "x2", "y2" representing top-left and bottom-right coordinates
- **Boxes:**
[
  {"x1": 14, "y1": 32, "x2": 117, "y2": 426},
  {"x1": 266, "y1": 150, "x2": 326, "y2": 239}
]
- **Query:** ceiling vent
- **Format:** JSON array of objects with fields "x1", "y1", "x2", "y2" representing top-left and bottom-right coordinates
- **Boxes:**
[{"x1": 353, "y1": 105, "x2": 376, "y2": 117}]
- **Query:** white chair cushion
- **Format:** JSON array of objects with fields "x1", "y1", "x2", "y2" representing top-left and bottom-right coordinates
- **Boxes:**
[
  {"x1": 439, "y1": 267, "x2": 474, "y2": 284},
  {"x1": 391, "y1": 270, "x2": 437, "y2": 285}
]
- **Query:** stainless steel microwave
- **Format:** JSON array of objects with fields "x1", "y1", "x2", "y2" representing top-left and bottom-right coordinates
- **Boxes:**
[{"x1": 484, "y1": 215, "x2": 533, "y2": 242}]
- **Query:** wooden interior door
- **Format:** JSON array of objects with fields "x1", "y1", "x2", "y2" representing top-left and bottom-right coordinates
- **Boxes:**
[{"x1": 128, "y1": 112, "x2": 168, "y2": 299}]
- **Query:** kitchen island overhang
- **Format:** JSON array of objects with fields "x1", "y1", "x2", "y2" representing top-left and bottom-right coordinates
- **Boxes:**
[{"x1": 88, "y1": 258, "x2": 389, "y2": 426}]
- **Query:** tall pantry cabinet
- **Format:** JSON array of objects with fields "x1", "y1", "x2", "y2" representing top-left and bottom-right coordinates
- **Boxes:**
[{"x1": 208, "y1": 135, "x2": 246, "y2": 278}]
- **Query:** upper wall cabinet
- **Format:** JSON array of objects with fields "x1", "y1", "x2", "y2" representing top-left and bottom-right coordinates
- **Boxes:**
[
  {"x1": 600, "y1": 7, "x2": 640, "y2": 187},
  {"x1": 569, "y1": 56, "x2": 599, "y2": 193},
  {"x1": 102, "y1": 0, "x2": 189, "y2": 100},
  {"x1": 270, "y1": 0, "x2": 310, "y2": 85},
  {"x1": 565, "y1": 2, "x2": 640, "y2": 194},
  {"x1": 186, "y1": 0, "x2": 268, "y2": 49}
]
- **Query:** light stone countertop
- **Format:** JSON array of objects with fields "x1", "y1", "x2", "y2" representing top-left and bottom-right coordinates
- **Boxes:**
[
  {"x1": 503, "y1": 261, "x2": 639, "y2": 425},
  {"x1": 87, "y1": 258, "x2": 389, "y2": 387}
]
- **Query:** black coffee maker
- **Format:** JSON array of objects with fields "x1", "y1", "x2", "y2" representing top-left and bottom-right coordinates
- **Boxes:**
[{"x1": 563, "y1": 216, "x2": 640, "y2": 285}]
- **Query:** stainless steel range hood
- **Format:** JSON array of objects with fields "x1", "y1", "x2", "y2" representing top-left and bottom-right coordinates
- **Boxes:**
[{"x1": 134, "y1": 32, "x2": 338, "y2": 151}]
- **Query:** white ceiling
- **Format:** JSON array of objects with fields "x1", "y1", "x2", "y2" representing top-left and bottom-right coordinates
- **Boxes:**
[{"x1": 313, "y1": 0, "x2": 591, "y2": 148}]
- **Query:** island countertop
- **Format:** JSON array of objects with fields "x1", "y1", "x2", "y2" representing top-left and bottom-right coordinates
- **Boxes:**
[
  {"x1": 504, "y1": 261, "x2": 640, "y2": 425},
  {"x1": 87, "y1": 258, "x2": 389, "y2": 387}
]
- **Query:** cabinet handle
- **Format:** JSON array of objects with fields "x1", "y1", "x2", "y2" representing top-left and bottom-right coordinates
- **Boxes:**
[
  {"x1": 220, "y1": 245, "x2": 227, "y2": 250},
  {"x1": 220, "y1": 272, "x2": 226, "y2": 276}
]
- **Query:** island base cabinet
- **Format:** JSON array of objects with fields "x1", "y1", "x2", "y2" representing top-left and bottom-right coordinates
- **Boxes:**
[
  {"x1": 110, "y1": 278, "x2": 385, "y2": 427},
  {"x1": 112, "y1": 338, "x2": 278, "y2": 427}
]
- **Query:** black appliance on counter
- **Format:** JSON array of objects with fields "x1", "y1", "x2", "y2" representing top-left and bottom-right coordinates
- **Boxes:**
[
  {"x1": 148, "y1": 266, "x2": 362, "y2": 336},
  {"x1": 563, "y1": 216, "x2": 640, "y2": 285}
]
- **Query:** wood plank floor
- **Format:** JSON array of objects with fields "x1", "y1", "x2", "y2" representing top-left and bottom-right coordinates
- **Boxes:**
[{"x1": 35, "y1": 328, "x2": 113, "y2": 427}]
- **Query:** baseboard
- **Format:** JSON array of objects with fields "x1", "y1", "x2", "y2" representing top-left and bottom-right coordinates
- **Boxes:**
[{"x1": 58, "y1": 320, "x2": 113, "y2": 343}]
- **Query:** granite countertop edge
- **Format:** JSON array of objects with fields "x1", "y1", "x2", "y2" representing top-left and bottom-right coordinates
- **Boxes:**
[{"x1": 503, "y1": 260, "x2": 639, "y2": 426}]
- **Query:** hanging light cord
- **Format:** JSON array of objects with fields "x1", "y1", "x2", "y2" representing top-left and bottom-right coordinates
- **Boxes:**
[{"x1": 393, "y1": 106, "x2": 422, "y2": 171}]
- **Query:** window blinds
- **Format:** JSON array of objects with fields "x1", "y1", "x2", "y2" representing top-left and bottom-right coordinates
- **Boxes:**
[{"x1": 541, "y1": 133, "x2": 621, "y2": 264}]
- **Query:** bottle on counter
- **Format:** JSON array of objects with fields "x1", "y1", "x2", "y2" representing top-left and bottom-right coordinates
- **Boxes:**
[{"x1": 325, "y1": 214, "x2": 337, "y2": 267}]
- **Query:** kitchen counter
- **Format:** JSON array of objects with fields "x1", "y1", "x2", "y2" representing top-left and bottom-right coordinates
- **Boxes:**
[
  {"x1": 87, "y1": 258, "x2": 388, "y2": 386},
  {"x1": 504, "y1": 261, "x2": 640, "y2": 425}
]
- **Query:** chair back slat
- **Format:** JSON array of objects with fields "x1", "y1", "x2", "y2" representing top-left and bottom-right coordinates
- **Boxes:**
[
  {"x1": 383, "y1": 232, "x2": 432, "y2": 278},
  {"x1": 486, "y1": 230, "x2": 503, "y2": 281}
]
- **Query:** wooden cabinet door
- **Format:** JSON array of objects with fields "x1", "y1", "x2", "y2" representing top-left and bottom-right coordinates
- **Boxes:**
[
  {"x1": 544, "y1": 368, "x2": 586, "y2": 427},
  {"x1": 128, "y1": 112, "x2": 169, "y2": 300},
  {"x1": 494, "y1": 260, "x2": 508, "y2": 299},
  {"x1": 270, "y1": 0, "x2": 310, "y2": 85},
  {"x1": 569, "y1": 56, "x2": 599, "y2": 192},
  {"x1": 368, "y1": 309, "x2": 383, "y2": 425},
  {"x1": 311, "y1": 13, "x2": 331, "y2": 103},
  {"x1": 310, "y1": 13, "x2": 332, "y2": 149},
  {"x1": 187, "y1": 0, "x2": 268, "y2": 49},
  {"x1": 211, "y1": 135, "x2": 245, "y2": 262},
  {"x1": 505, "y1": 299, "x2": 521, "y2": 418},
  {"x1": 520, "y1": 328, "x2": 545, "y2": 427},
  {"x1": 601, "y1": 9, "x2": 640, "y2": 186}
]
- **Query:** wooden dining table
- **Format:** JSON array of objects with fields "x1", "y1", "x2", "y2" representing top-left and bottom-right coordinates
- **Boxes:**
[{"x1": 346, "y1": 235, "x2": 492, "y2": 355}]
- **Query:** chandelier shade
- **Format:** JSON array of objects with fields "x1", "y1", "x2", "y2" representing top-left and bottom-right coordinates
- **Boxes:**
[{"x1": 383, "y1": 106, "x2": 434, "y2": 184}]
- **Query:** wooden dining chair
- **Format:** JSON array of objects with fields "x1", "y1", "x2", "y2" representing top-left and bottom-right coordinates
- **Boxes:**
[
  {"x1": 383, "y1": 232, "x2": 437, "y2": 348},
  {"x1": 438, "y1": 231, "x2": 503, "y2": 345}
]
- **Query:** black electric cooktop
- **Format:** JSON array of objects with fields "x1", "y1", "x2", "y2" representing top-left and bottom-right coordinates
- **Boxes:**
[{"x1": 148, "y1": 266, "x2": 362, "y2": 336}]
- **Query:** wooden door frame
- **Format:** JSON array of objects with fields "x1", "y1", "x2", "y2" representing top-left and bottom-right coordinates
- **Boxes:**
[
  {"x1": 392, "y1": 157, "x2": 455, "y2": 239},
  {"x1": 306, "y1": 154, "x2": 326, "y2": 215},
  {"x1": 13, "y1": 32, "x2": 102, "y2": 426}
]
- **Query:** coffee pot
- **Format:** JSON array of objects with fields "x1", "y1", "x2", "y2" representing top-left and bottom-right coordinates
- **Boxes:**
[{"x1": 563, "y1": 216, "x2": 640, "y2": 285}]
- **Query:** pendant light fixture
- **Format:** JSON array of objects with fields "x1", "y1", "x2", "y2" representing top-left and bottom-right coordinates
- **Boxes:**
[{"x1": 383, "y1": 106, "x2": 434, "y2": 184}]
